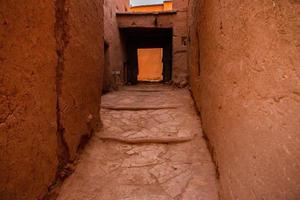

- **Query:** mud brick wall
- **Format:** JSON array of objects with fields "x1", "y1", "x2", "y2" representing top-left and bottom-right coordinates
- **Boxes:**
[
  {"x1": 173, "y1": 0, "x2": 189, "y2": 85},
  {"x1": 0, "y1": 0, "x2": 104, "y2": 199},
  {"x1": 103, "y1": 0, "x2": 129, "y2": 91},
  {"x1": 188, "y1": 0, "x2": 300, "y2": 199}
]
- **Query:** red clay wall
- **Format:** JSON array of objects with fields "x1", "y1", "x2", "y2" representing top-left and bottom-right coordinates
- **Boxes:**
[
  {"x1": 173, "y1": 0, "x2": 188, "y2": 86},
  {"x1": 103, "y1": 0, "x2": 129, "y2": 91},
  {"x1": 0, "y1": 2, "x2": 58, "y2": 199},
  {"x1": 0, "y1": 0, "x2": 103, "y2": 199},
  {"x1": 188, "y1": 0, "x2": 300, "y2": 199},
  {"x1": 60, "y1": 0, "x2": 104, "y2": 161}
]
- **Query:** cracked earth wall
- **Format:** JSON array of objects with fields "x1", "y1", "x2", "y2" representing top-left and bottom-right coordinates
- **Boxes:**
[
  {"x1": 0, "y1": 0, "x2": 103, "y2": 199},
  {"x1": 188, "y1": 0, "x2": 300, "y2": 199}
]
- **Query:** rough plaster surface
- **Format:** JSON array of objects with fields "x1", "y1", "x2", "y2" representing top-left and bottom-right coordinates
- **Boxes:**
[
  {"x1": 0, "y1": 0, "x2": 104, "y2": 199},
  {"x1": 60, "y1": 0, "x2": 104, "y2": 161},
  {"x1": 188, "y1": 0, "x2": 300, "y2": 199},
  {"x1": 103, "y1": 0, "x2": 129, "y2": 91},
  {"x1": 172, "y1": 0, "x2": 188, "y2": 85},
  {"x1": 0, "y1": 2, "x2": 58, "y2": 199},
  {"x1": 56, "y1": 84, "x2": 219, "y2": 200}
]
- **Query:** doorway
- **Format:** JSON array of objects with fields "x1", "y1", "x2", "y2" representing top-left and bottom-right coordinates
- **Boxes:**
[
  {"x1": 121, "y1": 28, "x2": 173, "y2": 84},
  {"x1": 138, "y1": 48, "x2": 163, "y2": 82}
]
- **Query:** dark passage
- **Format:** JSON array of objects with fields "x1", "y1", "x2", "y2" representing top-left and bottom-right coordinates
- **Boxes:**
[{"x1": 121, "y1": 28, "x2": 173, "y2": 84}]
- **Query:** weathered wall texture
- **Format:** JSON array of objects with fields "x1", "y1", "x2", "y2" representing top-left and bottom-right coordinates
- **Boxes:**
[
  {"x1": 188, "y1": 0, "x2": 300, "y2": 199},
  {"x1": 0, "y1": 2, "x2": 58, "y2": 199},
  {"x1": 0, "y1": 0, "x2": 104, "y2": 199},
  {"x1": 103, "y1": 0, "x2": 129, "y2": 91},
  {"x1": 173, "y1": 0, "x2": 188, "y2": 85},
  {"x1": 60, "y1": 0, "x2": 104, "y2": 161},
  {"x1": 116, "y1": 12, "x2": 175, "y2": 29}
]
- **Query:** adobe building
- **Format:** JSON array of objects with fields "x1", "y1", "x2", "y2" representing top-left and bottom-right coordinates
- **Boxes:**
[{"x1": 103, "y1": 0, "x2": 189, "y2": 88}]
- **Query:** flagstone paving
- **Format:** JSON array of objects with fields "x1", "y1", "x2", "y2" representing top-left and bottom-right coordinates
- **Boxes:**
[{"x1": 56, "y1": 84, "x2": 219, "y2": 200}]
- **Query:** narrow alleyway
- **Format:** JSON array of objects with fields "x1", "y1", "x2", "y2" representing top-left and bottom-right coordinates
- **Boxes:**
[{"x1": 56, "y1": 84, "x2": 219, "y2": 200}]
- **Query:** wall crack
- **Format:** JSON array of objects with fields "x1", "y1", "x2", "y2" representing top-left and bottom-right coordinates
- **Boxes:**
[{"x1": 54, "y1": 0, "x2": 70, "y2": 179}]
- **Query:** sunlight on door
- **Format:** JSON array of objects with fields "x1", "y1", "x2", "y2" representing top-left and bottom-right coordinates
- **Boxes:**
[{"x1": 137, "y1": 48, "x2": 163, "y2": 82}]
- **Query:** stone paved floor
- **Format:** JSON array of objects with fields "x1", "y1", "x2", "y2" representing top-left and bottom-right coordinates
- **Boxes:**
[{"x1": 57, "y1": 84, "x2": 219, "y2": 200}]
